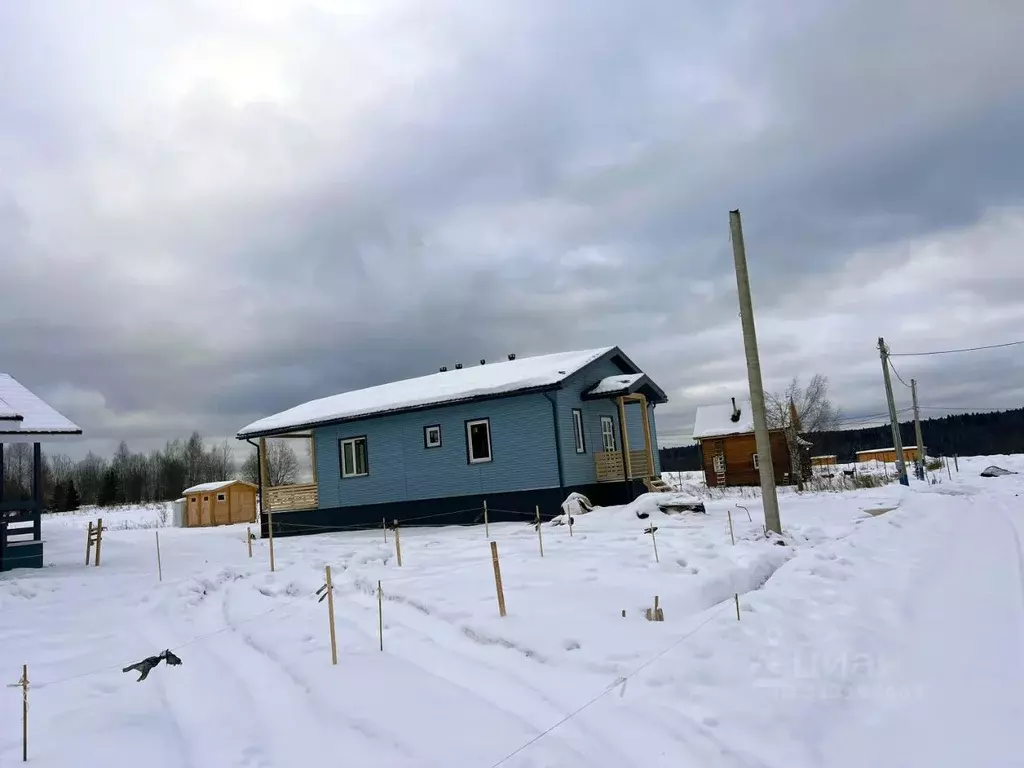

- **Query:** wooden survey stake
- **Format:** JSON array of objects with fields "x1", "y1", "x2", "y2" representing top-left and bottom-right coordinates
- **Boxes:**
[
  {"x1": 490, "y1": 541, "x2": 506, "y2": 617},
  {"x1": 393, "y1": 520, "x2": 403, "y2": 567},
  {"x1": 535, "y1": 505, "x2": 544, "y2": 557},
  {"x1": 377, "y1": 580, "x2": 384, "y2": 652},
  {"x1": 246, "y1": 526, "x2": 253, "y2": 558},
  {"x1": 727, "y1": 510, "x2": 736, "y2": 546},
  {"x1": 155, "y1": 531, "x2": 163, "y2": 581},
  {"x1": 321, "y1": 566, "x2": 338, "y2": 665},
  {"x1": 483, "y1": 499, "x2": 489, "y2": 539},
  {"x1": 267, "y1": 511, "x2": 276, "y2": 573},
  {"x1": 7, "y1": 665, "x2": 28, "y2": 761}
]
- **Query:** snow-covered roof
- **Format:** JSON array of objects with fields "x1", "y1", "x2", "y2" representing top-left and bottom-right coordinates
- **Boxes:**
[
  {"x1": 692, "y1": 399, "x2": 755, "y2": 440},
  {"x1": 856, "y1": 446, "x2": 918, "y2": 454},
  {"x1": 238, "y1": 347, "x2": 616, "y2": 437},
  {"x1": 587, "y1": 373, "x2": 645, "y2": 396},
  {"x1": 0, "y1": 374, "x2": 81, "y2": 436},
  {"x1": 182, "y1": 480, "x2": 256, "y2": 495},
  {"x1": 812, "y1": 454, "x2": 838, "y2": 459}
]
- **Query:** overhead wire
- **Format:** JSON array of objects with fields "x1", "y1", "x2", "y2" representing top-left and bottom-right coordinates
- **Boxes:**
[{"x1": 888, "y1": 339, "x2": 1024, "y2": 357}]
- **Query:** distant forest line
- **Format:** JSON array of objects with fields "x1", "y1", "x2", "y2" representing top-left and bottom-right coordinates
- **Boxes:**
[{"x1": 659, "y1": 407, "x2": 1024, "y2": 472}]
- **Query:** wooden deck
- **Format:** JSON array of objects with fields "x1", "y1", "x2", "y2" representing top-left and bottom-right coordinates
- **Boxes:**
[
  {"x1": 595, "y1": 450, "x2": 653, "y2": 482},
  {"x1": 264, "y1": 484, "x2": 319, "y2": 513}
]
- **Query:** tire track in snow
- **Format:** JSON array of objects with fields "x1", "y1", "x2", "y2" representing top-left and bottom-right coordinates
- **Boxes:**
[{"x1": 216, "y1": 580, "x2": 426, "y2": 765}]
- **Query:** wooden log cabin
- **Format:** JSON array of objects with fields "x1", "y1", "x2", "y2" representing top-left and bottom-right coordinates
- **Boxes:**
[
  {"x1": 181, "y1": 480, "x2": 258, "y2": 527},
  {"x1": 691, "y1": 398, "x2": 809, "y2": 488}
]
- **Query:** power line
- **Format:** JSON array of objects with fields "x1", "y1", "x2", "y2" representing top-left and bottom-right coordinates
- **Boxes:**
[
  {"x1": 889, "y1": 339, "x2": 1024, "y2": 357},
  {"x1": 888, "y1": 360, "x2": 912, "y2": 389}
]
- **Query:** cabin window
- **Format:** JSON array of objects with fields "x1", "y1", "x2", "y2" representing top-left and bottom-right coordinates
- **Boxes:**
[
  {"x1": 216, "y1": 493, "x2": 226, "y2": 502},
  {"x1": 752, "y1": 453, "x2": 760, "y2": 469},
  {"x1": 203, "y1": 496, "x2": 209, "y2": 502},
  {"x1": 572, "y1": 409, "x2": 586, "y2": 453},
  {"x1": 712, "y1": 455, "x2": 725, "y2": 473},
  {"x1": 466, "y1": 419, "x2": 492, "y2": 463},
  {"x1": 600, "y1": 416, "x2": 616, "y2": 452},
  {"x1": 340, "y1": 436, "x2": 369, "y2": 477},
  {"x1": 424, "y1": 425, "x2": 442, "y2": 449}
]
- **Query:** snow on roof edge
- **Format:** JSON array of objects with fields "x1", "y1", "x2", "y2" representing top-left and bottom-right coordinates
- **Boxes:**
[
  {"x1": 237, "y1": 347, "x2": 617, "y2": 438},
  {"x1": 182, "y1": 479, "x2": 256, "y2": 495},
  {"x1": 0, "y1": 374, "x2": 81, "y2": 435}
]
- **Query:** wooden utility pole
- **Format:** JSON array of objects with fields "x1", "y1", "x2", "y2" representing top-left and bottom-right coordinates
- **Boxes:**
[
  {"x1": 911, "y1": 378, "x2": 926, "y2": 481},
  {"x1": 878, "y1": 337, "x2": 910, "y2": 486},
  {"x1": 728, "y1": 209, "x2": 781, "y2": 534}
]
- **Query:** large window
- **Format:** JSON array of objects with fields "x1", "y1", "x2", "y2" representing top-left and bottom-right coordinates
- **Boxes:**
[
  {"x1": 466, "y1": 419, "x2": 492, "y2": 464},
  {"x1": 340, "y1": 436, "x2": 369, "y2": 478},
  {"x1": 572, "y1": 409, "x2": 586, "y2": 453},
  {"x1": 600, "y1": 415, "x2": 616, "y2": 452}
]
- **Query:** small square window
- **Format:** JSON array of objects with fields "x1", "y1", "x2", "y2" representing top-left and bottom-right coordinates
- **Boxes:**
[
  {"x1": 203, "y1": 496, "x2": 209, "y2": 502},
  {"x1": 752, "y1": 453, "x2": 760, "y2": 469},
  {"x1": 424, "y1": 425, "x2": 442, "y2": 449},
  {"x1": 466, "y1": 419, "x2": 492, "y2": 463},
  {"x1": 572, "y1": 409, "x2": 586, "y2": 454},
  {"x1": 216, "y1": 493, "x2": 226, "y2": 502},
  {"x1": 340, "y1": 436, "x2": 369, "y2": 477}
]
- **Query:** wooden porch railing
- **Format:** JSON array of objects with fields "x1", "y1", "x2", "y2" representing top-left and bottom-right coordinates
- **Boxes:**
[
  {"x1": 595, "y1": 450, "x2": 652, "y2": 482},
  {"x1": 264, "y1": 484, "x2": 318, "y2": 513}
]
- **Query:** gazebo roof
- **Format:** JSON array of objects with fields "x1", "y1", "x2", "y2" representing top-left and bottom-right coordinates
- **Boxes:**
[{"x1": 0, "y1": 374, "x2": 82, "y2": 438}]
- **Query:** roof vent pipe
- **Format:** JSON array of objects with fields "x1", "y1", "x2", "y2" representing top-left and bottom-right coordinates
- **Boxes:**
[
  {"x1": 455, "y1": 363, "x2": 463, "y2": 370},
  {"x1": 480, "y1": 359, "x2": 486, "y2": 365},
  {"x1": 439, "y1": 366, "x2": 448, "y2": 373},
  {"x1": 508, "y1": 353, "x2": 516, "y2": 360},
  {"x1": 730, "y1": 397, "x2": 741, "y2": 422}
]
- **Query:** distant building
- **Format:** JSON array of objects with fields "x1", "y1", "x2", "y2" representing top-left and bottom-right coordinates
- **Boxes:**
[
  {"x1": 236, "y1": 346, "x2": 669, "y2": 537},
  {"x1": 856, "y1": 446, "x2": 921, "y2": 464},
  {"x1": 811, "y1": 455, "x2": 838, "y2": 467},
  {"x1": 181, "y1": 480, "x2": 258, "y2": 527},
  {"x1": 0, "y1": 374, "x2": 82, "y2": 572},
  {"x1": 691, "y1": 397, "x2": 811, "y2": 488}
]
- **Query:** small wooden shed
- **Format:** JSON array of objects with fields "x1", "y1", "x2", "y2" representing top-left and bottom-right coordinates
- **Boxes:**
[
  {"x1": 856, "y1": 446, "x2": 920, "y2": 464},
  {"x1": 182, "y1": 480, "x2": 257, "y2": 527},
  {"x1": 811, "y1": 455, "x2": 838, "y2": 467}
]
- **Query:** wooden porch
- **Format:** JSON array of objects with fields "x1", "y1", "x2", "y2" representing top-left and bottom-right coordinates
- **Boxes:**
[
  {"x1": 594, "y1": 392, "x2": 658, "y2": 483},
  {"x1": 258, "y1": 434, "x2": 319, "y2": 513}
]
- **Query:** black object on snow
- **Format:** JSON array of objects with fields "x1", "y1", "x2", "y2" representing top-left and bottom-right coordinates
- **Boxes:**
[
  {"x1": 123, "y1": 649, "x2": 183, "y2": 682},
  {"x1": 980, "y1": 465, "x2": 1019, "y2": 477}
]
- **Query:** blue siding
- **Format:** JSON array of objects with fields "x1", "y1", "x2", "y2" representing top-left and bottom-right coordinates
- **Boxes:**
[
  {"x1": 314, "y1": 393, "x2": 559, "y2": 508},
  {"x1": 555, "y1": 355, "x2": 664, "y2": 485}
]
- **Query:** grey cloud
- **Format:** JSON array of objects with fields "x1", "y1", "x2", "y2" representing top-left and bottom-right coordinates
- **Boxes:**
[{"x1": 1, "y1": 1, "x2": 1023, "y2": 459}]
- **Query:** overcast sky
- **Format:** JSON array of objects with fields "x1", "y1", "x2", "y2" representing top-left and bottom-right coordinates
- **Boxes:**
[{"x1": 2, "y1": 0, "x2": 1023, "y2": 460}]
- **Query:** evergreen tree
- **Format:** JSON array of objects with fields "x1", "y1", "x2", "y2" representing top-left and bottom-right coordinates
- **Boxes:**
[
  {"x1": 64, "y1": 479, "x2": 81, "y2": 511},
  {"x1": 97, "y1": 466, "x2": 120, "y2": 507}
]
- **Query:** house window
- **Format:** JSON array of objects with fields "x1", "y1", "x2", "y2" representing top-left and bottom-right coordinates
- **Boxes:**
[
  {"x1": 424, "y1": 425, "x2": 442, "y2": 449},
  {"x1": 600, "y1": 416, "x2": 616, "y2": 452},
  {"x1": 466, "y1": 419, "x2": 492, "y2": 463},
  {"x1": 713, "y1": 455, "x2": 725, "y2": 473},
  {"x1": 752, "y1": 453, "x2": 760, "y2": 469},
  {"x1": 572, "y1": 409, "x2": 586, "y2": 453},
  {"x1": 340, "y1": 436, "x2": 369, "y2": 477},
  {"x1": 216, "y1": 493, "x2": 226, "y2": 502},
  {"x1": 202, "y1": 496, "x2": 209, "y2": 502}
]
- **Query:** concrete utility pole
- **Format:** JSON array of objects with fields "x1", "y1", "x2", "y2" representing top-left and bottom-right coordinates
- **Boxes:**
[
  {"x1": 911, "y1": 378, "x2": 926, "y2": 481},
  {"x1": 878, "y1": 337, "x2": 910, "y2": 486},
  {"x1": 729, "y1": 209, "x2": 782, "y2": 534}
]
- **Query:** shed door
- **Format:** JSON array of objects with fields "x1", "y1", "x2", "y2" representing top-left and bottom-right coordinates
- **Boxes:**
[{"x1": 200, "y1": 495, "x2": 212, "y2": 526}]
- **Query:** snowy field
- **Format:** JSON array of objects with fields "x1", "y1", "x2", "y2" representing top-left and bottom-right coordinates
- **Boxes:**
[{"x1": 2, "y1": 455, "x2": 1024, "y2": 767}]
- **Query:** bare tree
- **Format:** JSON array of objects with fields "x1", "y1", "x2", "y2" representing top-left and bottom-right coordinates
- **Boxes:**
[
  {"x1": 3, "y1": 443, "x2": 33, "y2": 499},
  {"x1": 265, "y1": 441, "x2": 299, "y2": 486},
  {"x1": 766, "y1": 374, "x2": 842, "y2": 433},
  {"x1": 240, "y1": 450, "x2": 260, "y2": 485}
]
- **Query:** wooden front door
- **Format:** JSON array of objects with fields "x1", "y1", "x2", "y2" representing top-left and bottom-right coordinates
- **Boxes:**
[{"x1": 200, "y1": 495, "x2": 212, "y2": 526}]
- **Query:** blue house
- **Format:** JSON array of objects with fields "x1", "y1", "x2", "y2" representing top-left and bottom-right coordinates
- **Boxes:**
[
  {"x1": 236, "y1": 347, "x2": 668, "y2": 536},
  {"x1": 0, "y1": 374, "x2": 83, "y2": 571}
]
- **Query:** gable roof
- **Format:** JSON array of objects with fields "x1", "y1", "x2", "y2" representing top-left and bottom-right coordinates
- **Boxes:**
[
  {"x1": 182, "y1": 480, "x2": 257, "y2": 495},
  {"x1": 692, "y1": 399, "x2": 755, "y2": 440},
  {"x1": 580, "y1": 373, "x2": 667, "y2": 403},
  {"x1": 0, "y1": 374, "x2": 82, "y2": 436},
  {"x1": 237, "y1": 347, "x2": 619, "y2": 438}
]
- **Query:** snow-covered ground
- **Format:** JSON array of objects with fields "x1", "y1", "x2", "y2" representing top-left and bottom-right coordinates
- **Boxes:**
[{"x1": 2, "y1": 455, "x2": 1023, "y2": 767}]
